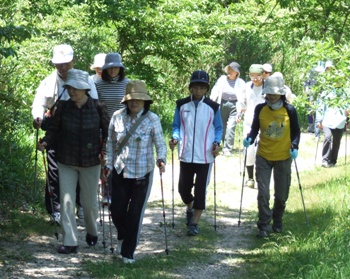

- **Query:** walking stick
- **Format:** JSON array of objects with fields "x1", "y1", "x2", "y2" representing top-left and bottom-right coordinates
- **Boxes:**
[
  {"x1": 42, "y1": 150, "x2": 59, "y2": 240},
  {"x1": 345, "y1": 122, "x2": 348, "y2": 165},
  {"x1": 314, "y1": 135, "x2": 320, "y2": 165},
  {"x1": 33, "y1": 128, "x2": 39, "y2": 214},
  {"x1": 159, "y1": 171, "x2": 169, "y2": 255},
  {"x1": 294, "y1": 159, "x2": 310, "y2": 231},
  {"x1": 103, "y1": 169, "x2": 114, "y2": 254},
  {"x1": 238, "y1": 148, "x2": 247, "y2": 227},
  {"x1": 238, "y1": 123, "x2": 242, "y2": 176},
  {"x1": 171, "y1": 149, "x2": 175, "y2": 229},
  {"x1": 213, "y1": 159, "x2": 217, "y2": 231}
]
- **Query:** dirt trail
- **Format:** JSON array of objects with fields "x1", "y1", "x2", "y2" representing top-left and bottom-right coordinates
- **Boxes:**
[{"x1": 1, "y1": 132, "x2": 348, "y2": 278}]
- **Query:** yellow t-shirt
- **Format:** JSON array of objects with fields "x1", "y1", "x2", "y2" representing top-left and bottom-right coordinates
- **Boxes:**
[{"x1": 257, "y1": 105, "x2": 291, "y2": 161}]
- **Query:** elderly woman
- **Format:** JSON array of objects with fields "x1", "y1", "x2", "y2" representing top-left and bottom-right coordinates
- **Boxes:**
[
  {"x1": 37, "y1": 69, "x2": 110, "y2": 254},
  {"x1": 210, "y1": 61, "x2": 246, "y2": 156},
  {"x1": 105, "y1": 80, "x2": 167, "y2": 264}
]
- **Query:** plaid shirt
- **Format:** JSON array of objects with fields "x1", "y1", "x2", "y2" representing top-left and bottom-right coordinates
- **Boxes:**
[
  {"x1": 106, "y1": 108, "x2": 167, "y2": 178},
  {"x1": 43, "y1": 97, "x2": 110, "y2": 167}
]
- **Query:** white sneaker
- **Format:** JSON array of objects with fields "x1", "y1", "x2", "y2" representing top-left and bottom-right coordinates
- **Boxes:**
[
  {"x1": 51, "y1": 212, "x2": 61, "y2": 225},
  {"x1": 117, "y1": 239, "x2": 124, "y2": 254},
  {"x1": 245, "y1": 179, "x2": 255, "y2": 189},
  {"x1": 123, "y1": 257, "x2": 135, "y2": 264}
]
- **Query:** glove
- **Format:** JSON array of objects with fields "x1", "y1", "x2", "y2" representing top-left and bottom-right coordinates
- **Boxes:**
[
  {"x1": 290, "y1": 149, "x2": 298, "y2": 160},
  {"x1": 243, "y1": 137, "x2": 252, "y2": 148}
]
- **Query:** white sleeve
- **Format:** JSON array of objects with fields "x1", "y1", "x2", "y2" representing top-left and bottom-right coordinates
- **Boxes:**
[{"x1": 88, "y1": 77, "x2": 98, "y2": 99}]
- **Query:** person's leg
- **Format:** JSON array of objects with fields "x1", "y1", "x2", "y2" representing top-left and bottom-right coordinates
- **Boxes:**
[
  {"x1": 45, "y1": 149, "x2": 60, "y2": 215},
  {"x1": 329, "y1": 128, "x2": 343, "y2": 165},
  {"x1": 223, "y1": 102, "x2": 237, "y2": 153},
  {"x1": 322, "y1": 126, "x2": 332, "y2": 165},
  {"x1": 178, "y1": 161, "x2": 195, "y2": 209},
  {"x1": 110, "y1": 169, "x2": 131, "y2": 243},
  {"x1": 121, "y1": 171, "x2": 153, "y2": 260},
  {"x1": 57, "y1": 162, "x2": 78, "y2": 246},
  {"x1": 256, "y1": 155, "x2": 273, "y2": 234},
  {"x1": 78, "y1": 164, "x2": 100, "y2": 240},
  {"x1": 272, "y1": 158, "x2": 292, "y2": 232}
]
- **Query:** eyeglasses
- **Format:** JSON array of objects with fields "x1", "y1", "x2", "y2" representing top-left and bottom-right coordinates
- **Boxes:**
[{"x1": 249, "y1": 75, "x2": 263, "y2": 80}]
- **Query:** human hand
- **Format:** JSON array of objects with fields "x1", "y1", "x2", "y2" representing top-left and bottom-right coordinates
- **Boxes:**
[
  {"x1": 290, "y1": 149, "x2": 298, "y2": 160},
  {"x1": 243, "y1": 137, "x2": 252, "y2": 148},
  {"x1": 37, "y1": 139, "x2": 47, "y2": 151},
  {"x1": 157, "y1": 159, "x2": 166, "y2": 173},
  {"x1": 33, "y1": 118, "x2": 42, "y2": 129},
  {"x1": 212, "y1": 142, "x2": 220, "y2": 157},
  {"x1": 169, "y1": 138, "x2": 178, "y2": 151}
]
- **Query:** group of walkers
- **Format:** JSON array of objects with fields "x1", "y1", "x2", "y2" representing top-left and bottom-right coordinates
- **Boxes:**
[{"x1": 31, "y1": 44, "x2": 346, "y2": 262}]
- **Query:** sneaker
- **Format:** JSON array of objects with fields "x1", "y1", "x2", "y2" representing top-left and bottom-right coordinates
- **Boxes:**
[
  {"x1": 245, "y1": 179, "x2": 255, "y2": 189},
  {"x1": 117, "y1": 239, "x2": 124, "y2": 254},
  {"x1": 321, "y1": 161, "x2": 329, "y2": 168},
  {"x1": 256, "y1": 224, "x2": 271, "y2": 238},
  {"x1": 123, "y1": 257, "x2": 135, "y2": 264},
  {"x1": 86, "y1": 233, "x2": 98, "y2": 246},
  {"x1": 102, "y1": 196, "x2": 111, "y2": 205},
  {"x1": 186, "y1": 209, "x2": 194, "y2": 227},
  {"x1": 50, "y1": 212, "x2": 61, "y2": 225},
  {"x1": 77, "y1": 206, "x2": 84, "y2": 219},
  {"x1": 187, "y1": 223, "x2": 199, "y2": 236},
  {"x1": 58, "y1": 245, "x2": 78, "y2": 254}
]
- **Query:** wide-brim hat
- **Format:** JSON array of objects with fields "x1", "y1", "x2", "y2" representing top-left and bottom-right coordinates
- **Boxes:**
[
  {"x1": 121, "y1": 80, "x2": 153, "y2": 104},
  {"x1": 262, "y1": 76, "x2": 286, "y2": 95},
  {"x1": 90, "y1": 53, "x2": 106, "y2": 70},
  {"x1": 51, "y1": 44, "x2": 74, "y2": 64},
  {"x1": 101, "y1": 53, "x2": 125, "y2": 71},
  {"x1": 224, "y1": 61, "x2": 240, "y2": 74},
  {"x1": 64, "y1": 69, "x2": 91, "y2": 90}
]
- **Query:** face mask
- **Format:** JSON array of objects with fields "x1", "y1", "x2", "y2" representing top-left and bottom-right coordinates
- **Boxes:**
[{"x1": 267, "y1": 99, "x2": 283, "y2": 110}]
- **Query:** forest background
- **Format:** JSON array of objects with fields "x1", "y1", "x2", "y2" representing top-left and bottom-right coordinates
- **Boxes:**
[{"x1": 1, "y1": 0, "x2": 350, "y2": 208}]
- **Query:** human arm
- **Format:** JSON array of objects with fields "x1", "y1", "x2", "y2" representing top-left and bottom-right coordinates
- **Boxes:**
[
  {"x1": 152, "y1": 115, "x2": 167, "y2": 173},
  {"x1": 169, "y1": 106, "x2": 181, "y2": 150},
  {"x1": 88, "y1": 77, "x2": 99, "y2": 99}
]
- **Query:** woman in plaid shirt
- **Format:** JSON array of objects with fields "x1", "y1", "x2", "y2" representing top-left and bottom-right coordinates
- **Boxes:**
[{"x1": 105, "y1": 80, "x2": 167, "y2": 264}]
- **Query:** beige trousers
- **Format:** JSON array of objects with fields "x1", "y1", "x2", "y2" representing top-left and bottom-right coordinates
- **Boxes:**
[{"x1": 57, "y1": 162, "x2": 100, "y2": 246}]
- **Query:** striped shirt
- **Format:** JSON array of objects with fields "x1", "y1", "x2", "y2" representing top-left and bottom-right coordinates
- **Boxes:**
[
  {"x1": 95, "y1": 77, "x2": 130, "y2": 117},
  {"x1": 106, "y1": 108, "x2": 167, "y2": 179}
]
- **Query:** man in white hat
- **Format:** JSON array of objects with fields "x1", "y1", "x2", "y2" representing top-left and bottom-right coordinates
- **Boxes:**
[{"x1": 31, "y1": 44, "x2": 99, "y2": 222}]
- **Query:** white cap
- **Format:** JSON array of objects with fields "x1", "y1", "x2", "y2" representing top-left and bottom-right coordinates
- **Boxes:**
[
  {"x1": 90, "y1": 53, "x2": 107, "y2": 70},
  {"x1": 263, "y1": 63, "x2": 273, "y2": 73},
  {"x1": 51, "y1": 44, "x2": 74, "y2": 64}
]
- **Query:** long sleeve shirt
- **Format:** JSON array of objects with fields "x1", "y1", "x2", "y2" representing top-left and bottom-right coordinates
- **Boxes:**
[{"x1": 106, "y1": 108, "x2": 167, "y2": 178}]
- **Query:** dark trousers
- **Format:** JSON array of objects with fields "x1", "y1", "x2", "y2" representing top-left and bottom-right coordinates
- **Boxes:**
[
  {"x1": 45, "y1": 149, "x2": 81, "y2": 215},
  {"x1": 322, "y1": 126, "x2": 343, "y2": 165},
  {"x1": 178, "y1": 162, "x2": 211, "y2": 210},
  {"x1": 110, "y1": 169, "x2": 153, "y2": 259}
]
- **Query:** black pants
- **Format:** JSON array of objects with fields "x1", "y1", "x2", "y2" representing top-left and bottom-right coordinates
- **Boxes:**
[
  {"x1": 45, "y1": 149, "x2": 81, "y2": 214},
  {"x1": 178, "y1": 162, "x2": 211, "y2": 210},
  {"x1": 322, "y1": 126, "x2": 343, "y2": 165},
  {"x1": 110, "y1": 169, "x2": 152, "y2": 259}
]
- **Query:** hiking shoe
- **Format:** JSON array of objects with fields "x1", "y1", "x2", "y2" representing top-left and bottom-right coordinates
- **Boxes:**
[
  {"x1": 321, "y1": 161, "x2": 329, "y2": 168},
  {"x1": 186, "y1": 209, "x2": 194, "y2": 227},
  {"x1": 117, "y1": 239, "x2": 124, "y2": 254},
  {"x1": 256, "y1": 224, "x2": 271, "y2": 238},
  {"x1": 58, "y1": 245, "x2": 78, "y2": 254},
  {"x1": 245, "y1": 179, "x2": 255, "y2": 189},
  {"x1": 50, "y1": 212, "x2": 61, "y2": 225},
  {"x1": 187, "y1": 223, "x2": 199, "y2": 236},
  {"x1": 77, "y1": 206, "x2": 84, "y2": 219},
  {"x1": 272, "y1": 222, "x2": 283, "y2": 233},
  {"x1": 86, "y1": 233, "x2": 98, "y2": 246},
  {"x1": 102, "y1": 196, "x2": 111, "y2": 205},
  {"x1": 123, "y1": 257, "x2": 135, "y2": 264}
]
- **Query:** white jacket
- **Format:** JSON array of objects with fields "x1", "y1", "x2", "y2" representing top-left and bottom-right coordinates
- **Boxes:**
[
  {"x1": 31, "y1": 70, "x2": 98, "y2": 119},
  {"x1": 210, "y1": 75, "x2": 246, "y2": 105}
]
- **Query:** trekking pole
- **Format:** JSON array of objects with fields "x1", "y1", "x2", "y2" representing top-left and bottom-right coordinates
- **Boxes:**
[
  {"x1": 238, "y1": 123, "x2": 242, "y2": 176},
  {"x1": 294, "y1": 159, "x2": 310, "y2": 231},
  {"x1": 159, "y1": 170, "x2": 169, "y2": 255},
  {"x1": 345, "y1": 122, "x2": 348, "y2": 165},
  {"x1": 33, "y1": 128, "x2": 39, "y2": 214},
  {"x1": 98, "y1": 176, "x2": 103, "y2": 227},
  {"x1": 42, "y1": 150, "x2": 59, "y2": 240},
  {"x1": 238, "y1": 147, "x2": 247, "y2": 227},
  {"x1": 103, "y1": 169, "x2": 114, "y2": 254},
  {"x1": 213, "y1": 159, "x2": 217, "y2": 231},
  {"x1": 171, "y1": 149, "x2": 175, "y2": 229},
  {"x1": 314, "y1": 134, "x2": 320, "y2": 164}
]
